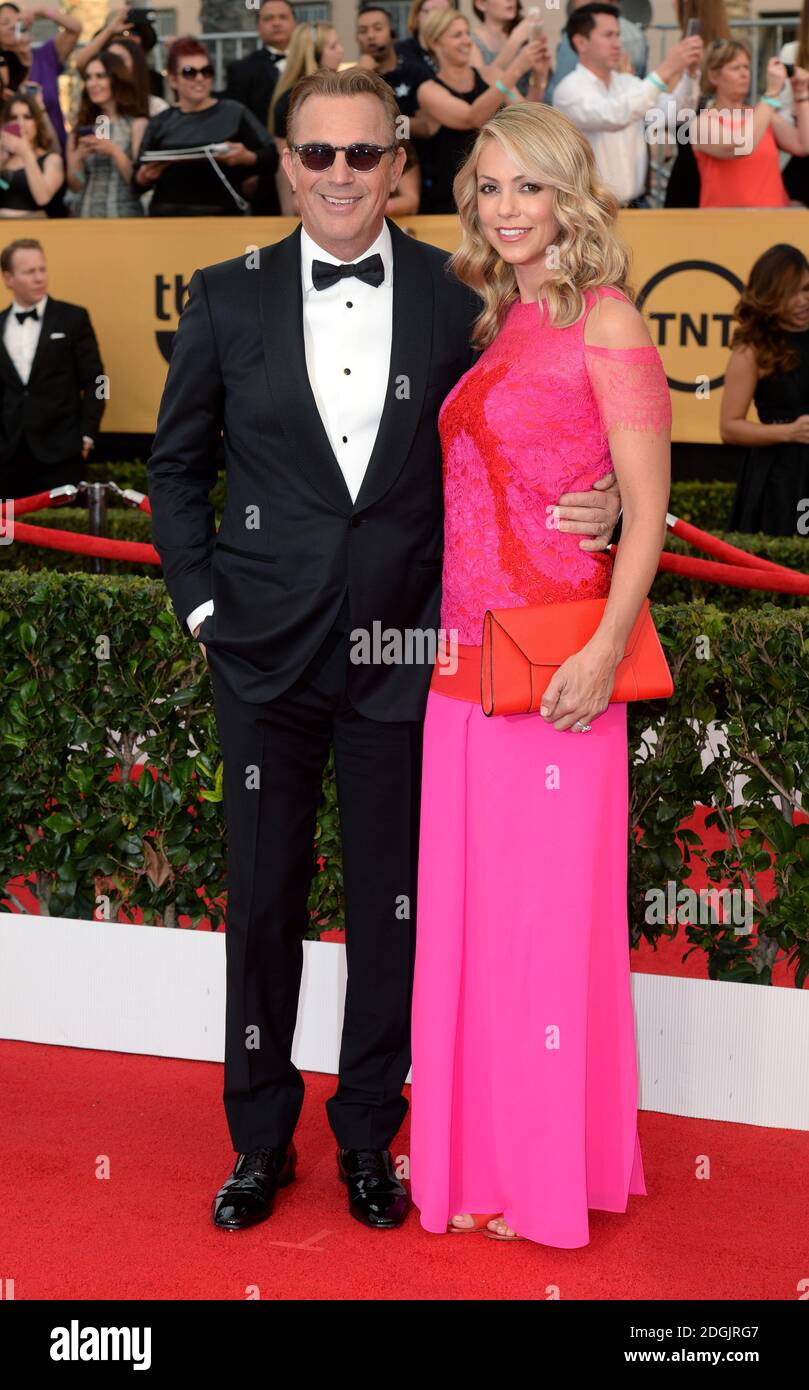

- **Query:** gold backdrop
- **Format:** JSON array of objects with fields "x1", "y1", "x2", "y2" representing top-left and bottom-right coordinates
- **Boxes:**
[{"x1": 1, "y1": 209, "x2": 807, "y2": 441}]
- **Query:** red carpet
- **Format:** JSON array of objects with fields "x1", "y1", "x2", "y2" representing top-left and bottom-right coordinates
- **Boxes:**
[{"x1": 1, "y1": 1039, "x2": 805, "y2": 1300}]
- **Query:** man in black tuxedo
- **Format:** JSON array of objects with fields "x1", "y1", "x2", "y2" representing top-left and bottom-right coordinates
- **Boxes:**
[
  {"x1": 147, "y1": 67, "x2": 621, "y2": 1233},
  {"x1": 0, "y1": 238, "x2": 105, "y2": 499},
  {"x1": 224, "y1": 0, "x2": 295, "y2": 125}
]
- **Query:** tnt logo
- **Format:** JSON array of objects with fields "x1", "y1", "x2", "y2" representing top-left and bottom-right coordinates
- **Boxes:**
[
  {"x1": 636, "y1": 260, "x2": 746, "y2": 393},
  {"x1": 154, "y1": 274, "x2": 192, "y2": 363}
]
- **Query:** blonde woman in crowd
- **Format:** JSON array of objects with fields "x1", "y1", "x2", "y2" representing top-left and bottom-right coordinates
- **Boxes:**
[
  {"x1": 395, "y1": 0, "x2": 453, "y2": 72},
  {"x1": 691, "y1": 38, "x2": 809, "y2": 207},
  {"x1": 664, "y1": 0, "x2": 730, "y2": 207},
  {"x1": 416, "y1": 7, "x2": 546, "y2": 212}
]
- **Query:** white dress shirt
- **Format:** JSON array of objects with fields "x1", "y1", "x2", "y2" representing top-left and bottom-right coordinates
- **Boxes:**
[
  {"x1": 264, "y1": 44, "x2": 287, "y2": 76},
  {"x1": 3, "y1": 293, "x2": 48, "y2": 384},
  {"x1": 553, "y1": 63, "x2": 699, "y2": 204},
  {"x1": 186, "y1": 221, "x2": 395, "y2": 635}
]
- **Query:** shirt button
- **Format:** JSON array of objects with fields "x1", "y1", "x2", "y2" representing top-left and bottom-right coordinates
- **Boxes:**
[
  {"x1": 344, "y1": 367, "x2": 351, "y2": 374},
  {"x1": 341, "y1": 435, "x2": 348, "y2": 443},
  {"x1": 346, "y1": 301, "x2": 353, "y2": 308}
]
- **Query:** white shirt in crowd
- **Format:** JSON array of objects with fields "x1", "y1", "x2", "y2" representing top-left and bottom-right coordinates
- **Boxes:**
[
  {"x1": 265, "y1": 44, "x2": 287, "y2": 76},
  {"x1": 186, "y1": 220, "x2": 394, "y2": 634},
  {"x1": 3, "y1": 292, "x2": 48, "y2": 383},
  {"x1": 553, "y1": 63, "x2": 700, "y2": 204}
]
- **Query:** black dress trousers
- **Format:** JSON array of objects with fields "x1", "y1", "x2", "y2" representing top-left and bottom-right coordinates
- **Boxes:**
[{"x1": 208, "y1": 594, "x2": 424, "y2": 1154}]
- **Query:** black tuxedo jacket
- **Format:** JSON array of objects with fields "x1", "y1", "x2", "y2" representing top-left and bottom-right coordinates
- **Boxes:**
[
  {"x1": 0, "y1": 297, "x2": 105, "y2": 465},
  {"x1": 147, "y1": 217, "x2": 481, "y2": 719},
  {"x1": 224, "y1": 47, "x2": 281, "y2": 126}
]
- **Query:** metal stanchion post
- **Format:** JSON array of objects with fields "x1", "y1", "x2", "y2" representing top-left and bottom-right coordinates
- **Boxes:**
[{"x1": 86, "y1": 482, "x2": 107, "y2": 575}]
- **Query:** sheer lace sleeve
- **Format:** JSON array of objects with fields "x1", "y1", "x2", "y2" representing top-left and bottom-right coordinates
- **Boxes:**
[{"x1": 584, "y1": 344, "x2": 673, "y2": 436}]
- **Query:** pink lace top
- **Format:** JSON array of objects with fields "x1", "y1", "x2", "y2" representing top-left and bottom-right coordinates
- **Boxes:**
[{"x1": 438, "y1": 284, "x2": 672, "y2": 644}]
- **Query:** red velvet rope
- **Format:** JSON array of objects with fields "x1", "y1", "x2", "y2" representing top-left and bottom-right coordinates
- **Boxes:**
[
  {"x1": 4, "y1": 493, "x2": 809, "y2": 590},
  {"x1": 6, "y1": 490, "x2": 60, "y2": 517},
  {"x1": 9, "y1": 519, "x2": 159, "y2": 563},
  {"x1": 668, "y1": 515, "x2": 797, "y2": 574},
  {"x1": 657, "y1": 549, "x2": 809, "y2": 595}
]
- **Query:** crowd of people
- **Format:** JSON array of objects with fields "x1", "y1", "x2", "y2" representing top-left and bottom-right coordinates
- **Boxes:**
[{"x1": 0, "y1": 0, "x2": 807, "y2": 217}]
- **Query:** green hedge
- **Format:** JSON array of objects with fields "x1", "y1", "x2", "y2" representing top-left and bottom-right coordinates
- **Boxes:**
[
  {"x1": 668, "y1": 480, "x2": 736, "y2": 532},
  {"x1": 629, "y1": 602, "x2": 808, "y2": 984},
  {"x1": 1, "y1": 573, "x2": 807, "y2": 985}
]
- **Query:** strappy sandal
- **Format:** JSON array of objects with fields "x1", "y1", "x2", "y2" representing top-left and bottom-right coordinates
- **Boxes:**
[
  {"x1": 447, "y1": 1212, "x2": 503, "y2": 1233},
  {"x1": 484, "y1": 1216, "x2": 526, "y2": 1241}
]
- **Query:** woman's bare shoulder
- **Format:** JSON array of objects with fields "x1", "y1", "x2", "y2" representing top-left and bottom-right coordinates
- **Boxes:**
[{"x1": 583, "y1": 289, "x2": 654, "y2": 350}]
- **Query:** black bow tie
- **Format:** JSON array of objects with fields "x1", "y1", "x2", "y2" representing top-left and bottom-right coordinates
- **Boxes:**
[
  {"x1": 15, "y1": 307, "x2": 40, "y2": 324},
  {"x1": 311, "y1": 254, "x2": 385, "y2": 292},
  {"x1": 265, "y1": 49, "x2": 284, "y2": 63}
]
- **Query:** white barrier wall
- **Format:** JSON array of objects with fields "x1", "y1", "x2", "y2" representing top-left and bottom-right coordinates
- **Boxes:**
[{"x1": 1, "y1": 913, "x2": 807, "y2": 1130}]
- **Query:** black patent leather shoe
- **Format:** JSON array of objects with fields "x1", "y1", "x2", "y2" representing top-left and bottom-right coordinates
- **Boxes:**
[
  {"x1": 337, "y1": 1148, "x2": 409, "y2": 1229},
  {"x1": 212, "y1": 1143, "x2": 296, "y2": 1230}
]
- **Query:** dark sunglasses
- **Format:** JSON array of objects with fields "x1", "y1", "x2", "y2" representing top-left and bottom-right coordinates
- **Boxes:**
[
  {"x1": 291, "y1": 142, "x2": 398, "y2": 172},
  {"x1": 179, "y1": 64, "x2": 214, "y2": 78}
]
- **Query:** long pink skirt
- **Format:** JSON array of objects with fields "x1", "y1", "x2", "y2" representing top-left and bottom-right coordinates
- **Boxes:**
[{"x1": 410, "y1": 688, "x2": 646, "y2": 1248}]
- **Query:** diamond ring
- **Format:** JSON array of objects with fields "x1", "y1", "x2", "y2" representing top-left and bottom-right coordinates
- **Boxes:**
[{"x1": 574, "y1": 720, "x2": 592, "y2": 733}]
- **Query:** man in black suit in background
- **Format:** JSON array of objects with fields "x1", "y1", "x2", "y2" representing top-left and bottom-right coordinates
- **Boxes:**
[
  {"x1": 225, "y1": 0, "x2": 295, "y2": 125},
  {"x1": 0, "y1": 238, "x2": 105, "y2": 499},
  {"x1": 147, "y1": 68, "x2": 621, "y2": 1234}
]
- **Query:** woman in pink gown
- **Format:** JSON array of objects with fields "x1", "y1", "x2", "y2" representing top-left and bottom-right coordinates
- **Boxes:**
[{"x1": 409, "y1": 103, "x2": 672, "y2": 1247}]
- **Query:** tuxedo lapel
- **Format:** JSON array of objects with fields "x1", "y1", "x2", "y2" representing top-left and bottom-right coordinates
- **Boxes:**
[
  {"x1": 259, "y1": 224, "x2": 354, "y2": 515},
  {"x1": 259, "y1": 217, "x2": 434, "y2": 518},
  {"x1": 0, "y1": 306, "x2": 18, "y2": 382},
  {"x1": 353, "y1": 218, "x2": 432, "y2": 513},
  {"x1": 27, "y1": 298, "x2": 58, "y2": 383}
]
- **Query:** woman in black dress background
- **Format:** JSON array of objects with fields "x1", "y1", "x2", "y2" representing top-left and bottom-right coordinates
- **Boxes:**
[
  {"x1": 721, "y1": 244, "x2": 809, "y2": 536},
  {"x1": 415, "y1": 7, "x2": 542, "y2": 213},
  {"x1": 133, "y1": 36, "x2": 277, "y2": 215}
]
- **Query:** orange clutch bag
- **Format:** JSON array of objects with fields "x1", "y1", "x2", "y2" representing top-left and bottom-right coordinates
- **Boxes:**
[{"x1": 481, "y1": 597, "x2": 673, "y2": 717}]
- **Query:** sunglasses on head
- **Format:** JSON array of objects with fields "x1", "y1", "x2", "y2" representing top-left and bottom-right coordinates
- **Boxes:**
[
  {"x1": 179, "y1": 63, "x2": 214, "y2": 78},
  {"x1": 291, "y1": 142, "x2": 398, "y2": 172}
]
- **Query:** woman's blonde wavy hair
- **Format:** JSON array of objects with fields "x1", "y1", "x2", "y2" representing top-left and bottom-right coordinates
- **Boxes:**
[{"x1": 450, "y1": 104, "x2": 634, "y2": 350}]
